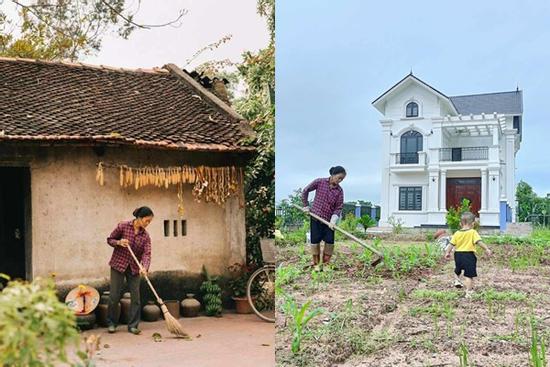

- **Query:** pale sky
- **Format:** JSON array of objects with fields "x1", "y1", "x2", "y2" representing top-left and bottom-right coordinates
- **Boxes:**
[
  {"x1": 276, "y1": 0, "x2": 550, "y2": 204},
  {"x1": 3, "y1": 0, "x2": 269, "y2": 70}
]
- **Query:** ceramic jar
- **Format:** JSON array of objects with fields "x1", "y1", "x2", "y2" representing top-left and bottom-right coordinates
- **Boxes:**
[
  {"x1": 181, "y1": 294, "x2": 201, "y2": 317},
  {"x1": 96, "y1": 291, "x2": 120, "y2": 327},
  {"x1": 164, "y1": 300, "x2": 180, "y2": 319},
  {"x1": 119, "y1": 292, "x2": 131, "y2": 324},
  {"x1": 142, "y1": 301, "x2": 161, "y2": 322}
]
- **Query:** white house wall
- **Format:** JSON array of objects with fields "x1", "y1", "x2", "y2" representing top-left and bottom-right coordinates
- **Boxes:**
[{"x1": 375, "y1": 76, "x2": 521, "y2": 228}]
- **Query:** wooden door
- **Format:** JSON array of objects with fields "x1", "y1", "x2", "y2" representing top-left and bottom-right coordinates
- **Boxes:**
[{"x1": 446, "y1": 178, "x2": 481, "y2": 216}]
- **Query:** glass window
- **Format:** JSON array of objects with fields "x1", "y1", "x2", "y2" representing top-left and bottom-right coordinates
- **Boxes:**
[
  {"x1": 399, "y1": 187, "x2": 422, "y2": 211},
  {"x1": 406, "y1": 102, "x2": 419, "y2": 117}
]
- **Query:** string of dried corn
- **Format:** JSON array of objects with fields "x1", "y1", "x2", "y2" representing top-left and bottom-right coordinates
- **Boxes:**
[{"x1": 95, "y1": 163, "x2": 243, "y2": 206}]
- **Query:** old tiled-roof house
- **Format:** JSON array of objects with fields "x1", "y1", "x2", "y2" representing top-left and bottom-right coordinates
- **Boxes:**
[{"x1": 0, "y1": 57, "x2": 254, "y2": 296}]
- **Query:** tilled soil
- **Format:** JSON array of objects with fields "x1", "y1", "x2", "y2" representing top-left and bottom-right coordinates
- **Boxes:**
[{"x1": 276, "y1": 242, "x2": 550, "y2": 367}]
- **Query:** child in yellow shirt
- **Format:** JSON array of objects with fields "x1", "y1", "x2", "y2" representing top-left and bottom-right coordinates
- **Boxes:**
[{"x1": 444, "y1": 211, "x2": 492, "y2": 298}]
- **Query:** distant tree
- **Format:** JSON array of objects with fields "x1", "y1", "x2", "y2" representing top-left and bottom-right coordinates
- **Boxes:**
[{"x1": 0, "y1": 0, "x2": 185, "y2": 61}]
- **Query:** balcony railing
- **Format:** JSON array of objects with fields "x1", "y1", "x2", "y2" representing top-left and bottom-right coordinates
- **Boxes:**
[
  {"x1": 439, "y1": 146, "x2": 488, "y2": 162},
  {"x1": 396, "y1": 152, "x2": 419, "y2": 164}
]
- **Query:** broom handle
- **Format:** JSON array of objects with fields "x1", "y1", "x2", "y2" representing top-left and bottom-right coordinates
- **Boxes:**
[
  {"x1": 292, "y1": 203, "x2": 384, "y2": 258},
  {"x1": 125, "y1": 243, "x2": 165, "y2": 306}
]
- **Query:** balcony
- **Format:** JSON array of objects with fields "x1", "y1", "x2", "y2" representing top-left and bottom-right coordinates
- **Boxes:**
[
  {"x1": 439, "y1": 146, "x2": 488, "y2": 162},
  {"x1": 390, "y1": 151, "x2": 426, "y2": 172},
  {"x1": 396, "y1": 152, "x2": 419, "y2": 164}
]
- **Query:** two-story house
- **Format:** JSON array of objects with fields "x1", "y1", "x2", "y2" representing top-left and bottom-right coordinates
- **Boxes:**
[{"x1": 372, "y1": 73, "x2": 522, "y2": 229}]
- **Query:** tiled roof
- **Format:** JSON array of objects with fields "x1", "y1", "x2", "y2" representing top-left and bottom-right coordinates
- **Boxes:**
[
  {"x1": 449, "y1": 91, "x2": 523, "y2": 115},
  {"x1": 0, "y1": 57, "x2": 254, "y2": 152}
]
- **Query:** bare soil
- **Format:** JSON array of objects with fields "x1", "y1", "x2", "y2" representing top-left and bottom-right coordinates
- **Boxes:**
[{"x1": 275, "y1": 241, "x2": 550, "y2": 367}]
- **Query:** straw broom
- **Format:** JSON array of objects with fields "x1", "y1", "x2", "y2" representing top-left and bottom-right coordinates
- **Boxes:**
[{"x1": 126, "y1": 245, "x2": 190, "y2": 338}]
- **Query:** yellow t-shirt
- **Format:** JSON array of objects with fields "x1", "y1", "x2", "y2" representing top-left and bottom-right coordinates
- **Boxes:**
[{"x1": 450, "y1": 229, "x2": 482, "y2": 252}]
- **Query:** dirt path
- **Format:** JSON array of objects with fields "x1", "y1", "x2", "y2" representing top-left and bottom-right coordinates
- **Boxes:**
[{"x1": 76, "y1": 313, "x2": 275, "y2": 367}]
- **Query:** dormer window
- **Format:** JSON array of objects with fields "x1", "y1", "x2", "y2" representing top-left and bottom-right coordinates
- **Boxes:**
[{"x1": 406, "y1": 102, "x2": 419, "y2": 117}]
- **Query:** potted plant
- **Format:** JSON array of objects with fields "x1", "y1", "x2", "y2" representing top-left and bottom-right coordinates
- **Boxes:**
[{"x1": 228, "y1": 263, "x2": 257, "y2": 314}]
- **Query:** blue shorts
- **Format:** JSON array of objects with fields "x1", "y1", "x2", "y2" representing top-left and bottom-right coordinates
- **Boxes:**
[{"x1": 310, "y1": 218, "x2": 334, "y2": 244}]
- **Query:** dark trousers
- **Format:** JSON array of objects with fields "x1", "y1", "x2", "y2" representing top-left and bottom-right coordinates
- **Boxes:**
[{"x1": 107, "y1": 267, "x2": 141, "y2": 329}]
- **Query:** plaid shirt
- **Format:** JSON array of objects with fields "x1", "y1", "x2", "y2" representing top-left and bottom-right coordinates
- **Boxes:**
[
  {"x1": 301, "y1": 178, "x2": 344, "y2": 221},
  {"x1": 107, "y1": 220, "x2": 151, "y2": 275}
]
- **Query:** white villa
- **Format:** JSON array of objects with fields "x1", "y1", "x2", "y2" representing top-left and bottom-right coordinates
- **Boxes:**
[{"x1": 372, "y1": 73, "x2": 522, "y2": 229}]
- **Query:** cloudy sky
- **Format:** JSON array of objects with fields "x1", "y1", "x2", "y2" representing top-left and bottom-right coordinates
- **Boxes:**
[
  {"x1": 4, "y1": 0, "x2": 269, "y2": 69},
  {"x1": 276, "y1": 0, "x2": 550, "y2": 204}
]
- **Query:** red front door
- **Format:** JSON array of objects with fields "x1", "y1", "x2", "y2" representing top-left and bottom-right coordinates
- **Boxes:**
[{"x1": 446, "y1": 178, "x2": 481, "y2": 216}]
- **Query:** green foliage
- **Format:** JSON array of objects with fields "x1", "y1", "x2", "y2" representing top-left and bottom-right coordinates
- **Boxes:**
[
  {"x1": 200, "y1": 266, "x2": 223, "y2": 317},
  {"x1": 473, "y1": 288, "x2": 527, "y2": 302},
  {"x1": 387, "y1": 216, "x2": 404, "y2": 234},
  {"x1": 377, "y1": 242, "x2": 441, "y2": 278},
  {"x1": 227, "y1": 263, "x2": 260, "y2": 298},
  {"x1": 0, "y1": 275, "x2": 82, "y2": 367},
  {"x1": 277, "y1": 189, "x2": 307, "y2": 229},
  {"x1": 275, "y1": 264, "x2": 302, "y2": 296},
  {"x1": 233, "y1": 1, "x2": 275, "y2": 265},
  {"x1": 411, "y1": 289, "x2": 461, "y2": 302},
  {"x1": 458, "y1": 342, "x2": 469, "y2": 367},
  {"x1": 530, "y1": 316, "x2": 548, "y2": 367},
  {"x1": 283, "y1": 297, "x2": 323, "y2": 354},
  {"x1": 517, "y1": 180, "x2": 550, "y2": 223},
  {"x1": 446, "y1": 198, "x2": 472, "y2": 233},
  {"x1": 358, "y1": 214, "x2": 376, "y2": 233},
  {"x1": 0, "y1": 1, "x2": 183, "y2": 61}
]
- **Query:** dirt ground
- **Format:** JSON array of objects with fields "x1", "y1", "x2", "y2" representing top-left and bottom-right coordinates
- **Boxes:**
[
  {"x1": 76, "y1": 312, "x2": 275, "y2": 367},
  {"x1": 275, "y1": 240, "x2": 550, "y2": 367}
]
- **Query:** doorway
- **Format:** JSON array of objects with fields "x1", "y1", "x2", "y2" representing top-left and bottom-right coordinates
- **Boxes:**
[
  {"x1": 0, "y1": 167, "x2": 31, "y2": 284},
  {"x1": 446, "y1": 177, "x2": 481, "y2": 216}
]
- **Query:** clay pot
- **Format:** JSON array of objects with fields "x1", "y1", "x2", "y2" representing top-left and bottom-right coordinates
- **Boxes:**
[
  {"x1": 142, "y1": 301, "x2": 161, "y2": 322},
  {"x1": 181, "y1": 294, "x2": 201, "y2": 318},
  {"x1": 96, "y1": 291, "x2": 121, "y2": 327},
  {"x1": 119, "y1": 292, "x2": 131, "y2": 324},
  {"x1": 76, "y1": 313, "x2": 96, "y2": 330},
  {"x1": 164, "y1": 300, "x2": 180, "y2": 319},
  {"x1": 232, "y1": 296, "x2": 254, "y2": 314}
]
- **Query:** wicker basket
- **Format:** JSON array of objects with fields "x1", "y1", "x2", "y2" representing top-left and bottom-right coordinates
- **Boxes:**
[{"x1": 260, "y1": 238, "x2": 275, "y2": 264}]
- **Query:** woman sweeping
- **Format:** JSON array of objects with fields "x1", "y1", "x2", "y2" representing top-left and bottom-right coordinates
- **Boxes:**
[
  {"x1": 301, "y1": 166, "x2": 346, "y2": 269},
  {"x1": 106, "y1": 206, "x2": 154, "y2": 335}
]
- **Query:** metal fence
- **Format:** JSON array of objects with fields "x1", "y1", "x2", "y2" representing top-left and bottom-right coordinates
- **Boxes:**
[
  {"x1": 526, "y1": 214, "x2": 550, "y2": 227},
  {"x1": 440, "y1": 146, "x2": 489, "y2": 162}
]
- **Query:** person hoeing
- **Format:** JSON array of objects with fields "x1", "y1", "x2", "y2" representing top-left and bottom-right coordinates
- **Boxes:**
[{"x1": 301, "y1": 166, "x2": 346, "y2": 270}]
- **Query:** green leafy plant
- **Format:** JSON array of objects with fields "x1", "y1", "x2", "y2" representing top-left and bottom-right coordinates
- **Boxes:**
[
  {"x1": 458, "y1": 341, "x2": 469, "y2": 367},
  {"x1": 227, "y1": 263, "x2": 260, "y2": 298},
  {"x1": 530, "y1": 316, "x2": 547, "y2": 367},
  {"x1": 285, "y1": 297, "x2": 323, "y2": 354},
  {"x1": 387, "y1": 216, "x2": 404, "y2": 234},
  {"x1": 358, "y1": 214, "x2": 377, "y2": 233},
  {"x1": 446, "y1": 198, "x2": 479, "y2": 233},
  {"x1": 0, "y1": 274, "x2": 90, "y2": 367},
  {"x1": 200, "y1": 266, "x2": 223, "y2": 317}
]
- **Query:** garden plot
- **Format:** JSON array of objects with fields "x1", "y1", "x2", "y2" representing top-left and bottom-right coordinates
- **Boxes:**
[{"x1": 275, "y1": 230, "x2": 550, "y2": 367}]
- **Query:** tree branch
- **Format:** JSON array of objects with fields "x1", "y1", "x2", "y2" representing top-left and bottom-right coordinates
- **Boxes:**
[{"x1": 99, "y1": 0, "x2": 187, "y2": 29}]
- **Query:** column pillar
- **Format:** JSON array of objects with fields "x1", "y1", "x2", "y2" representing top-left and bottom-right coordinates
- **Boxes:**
[
  {"x1": 439, "y1": 169, "x2": 447, "y2": 211},
  {"x1": 428, "y1": 170, "x2": 439, "y2": 212},
  {"x1": 481, "y1": 168, "x2": 488, "y2": 211},
  {"x1": 379, "y1": 121, "x2": 393, "y2": 224}
]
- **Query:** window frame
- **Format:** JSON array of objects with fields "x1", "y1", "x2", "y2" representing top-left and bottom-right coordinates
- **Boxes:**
[
  {"x1": 399, "y1": 186, "x2": 422, "y2": 211},
  {"x1": 405, "y1": 102, "x2": 419, "y2": 118}
]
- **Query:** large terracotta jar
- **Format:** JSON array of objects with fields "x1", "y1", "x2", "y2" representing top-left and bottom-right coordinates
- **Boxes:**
[
  {"x1": 142, "y1": 301, "x2": 161, "y2": 322},
  {"x1": 181, "y1": 294, "x2": 201, "y2": 317},
  {"x1": 96, "y1": 291, "x2": 120, "y2": 327},
  {"x1": 164, "y1": 300, "x2": 180, "y2": 319},
  {"x1": 119, "y1": 292, "x2": 131, "y2": 324}
]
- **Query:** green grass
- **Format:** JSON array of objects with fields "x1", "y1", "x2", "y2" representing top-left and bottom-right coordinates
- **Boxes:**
[
  {"x1": 275, "y1": 264, "x2": 302, "y2": 295},
  {"x1": 473, "y1": 288, "x2": 527, "y2": 302},
  {"x1": 411, "y1": 289, "x2": 461, "y2": 302}
]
